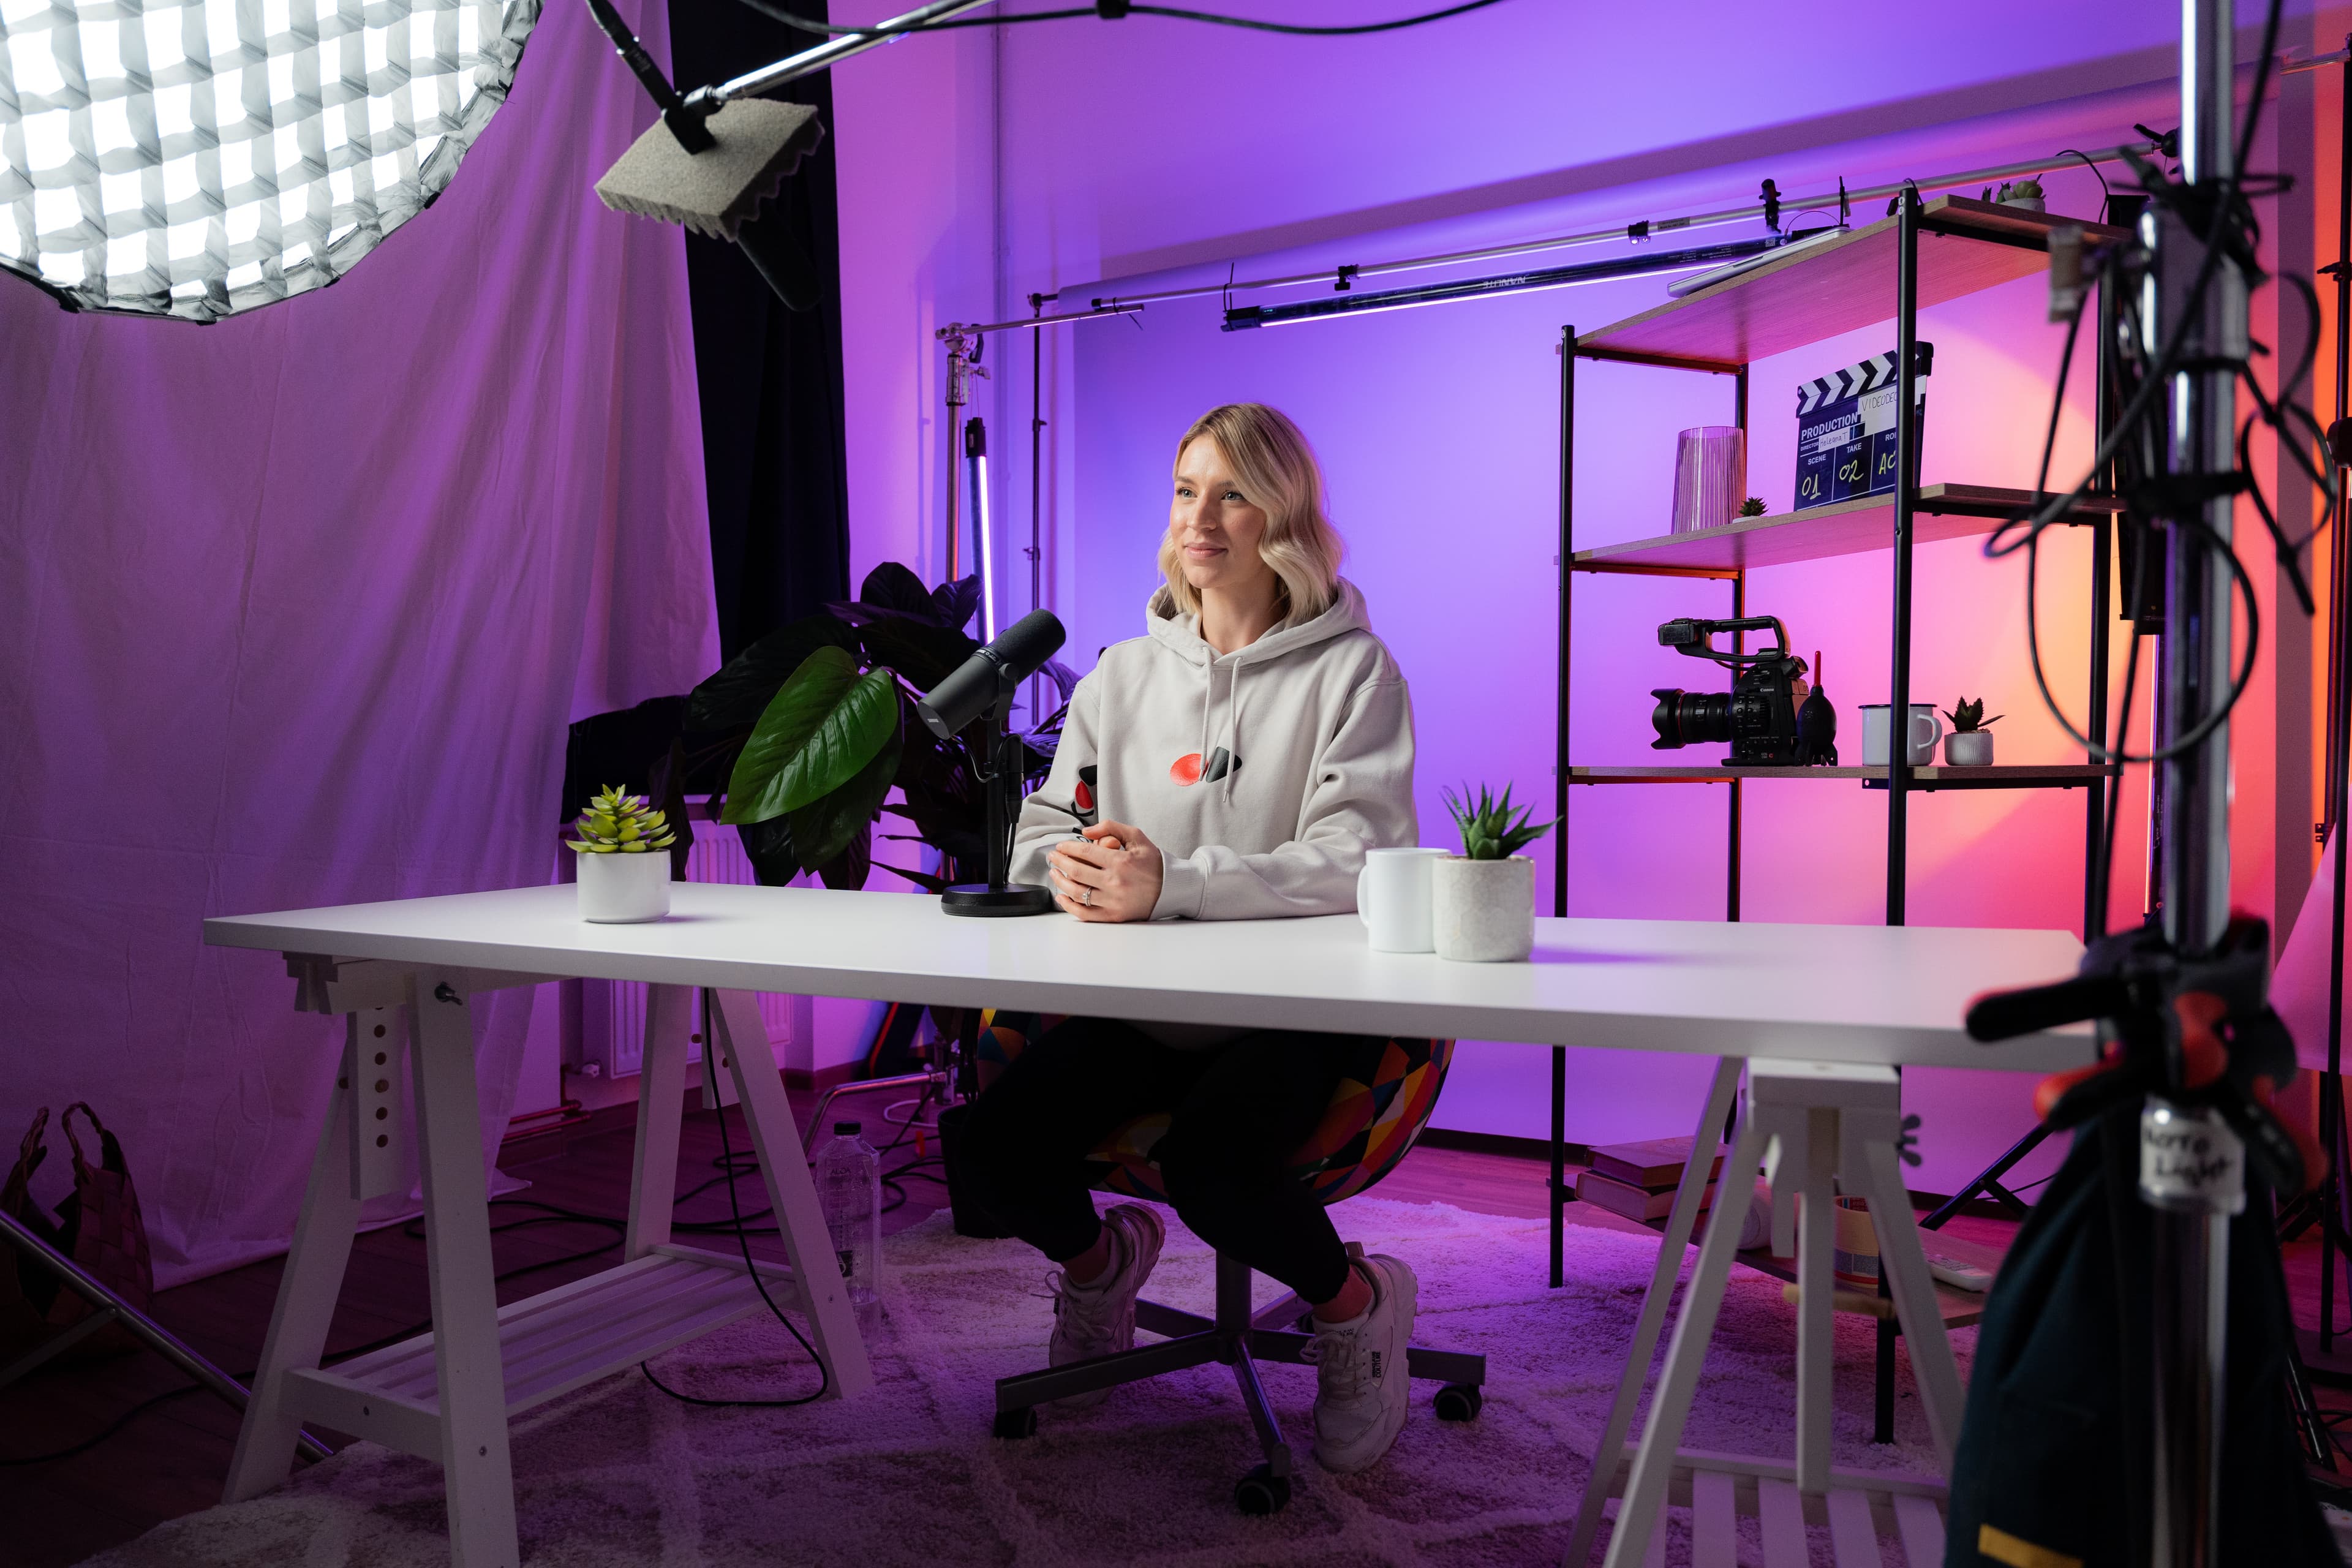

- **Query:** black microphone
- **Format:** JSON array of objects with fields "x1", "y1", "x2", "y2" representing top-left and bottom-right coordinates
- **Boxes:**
[
  {"x1": 918, "y1": 610, "x2": 1067, "y2": 918},
  {"x1": 918, "y1": 610, "x2": 1066, "y2": 739}
]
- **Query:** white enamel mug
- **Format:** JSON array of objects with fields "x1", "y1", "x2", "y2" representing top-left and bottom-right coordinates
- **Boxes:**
[
  {"x1": 1859, "y1": 703, "x2": 1943, "y2": 766},
  {"x1": 1358, "y1": 847, "x2": 1447, "y2": 952}
]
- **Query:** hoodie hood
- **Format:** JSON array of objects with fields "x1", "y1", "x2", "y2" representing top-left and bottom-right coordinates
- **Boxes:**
[
  {"x1": 1143, "y1": 578, "x2": 1373, "y2": 801},
  {"x1": 1144, "y1": 576, "x2": 1373, "y2": 666}
]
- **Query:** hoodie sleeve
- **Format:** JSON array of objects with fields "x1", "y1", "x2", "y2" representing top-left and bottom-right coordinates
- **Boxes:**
[
  {"x1": 1008, "y1": 673, "x2": 1098, "y2": 891},
  {"x1": 1151, "y1": 674, "x2": 1416, "y2": 921}
]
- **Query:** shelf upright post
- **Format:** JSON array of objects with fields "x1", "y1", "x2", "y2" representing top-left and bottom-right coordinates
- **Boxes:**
[
  {"x1": 2316, "y1": 32, "x2": 2352, "y2": 1360},
  {"x1": 1729, "y1": 365, "x2": 1747, "y2": 923},
  {"x1": 1552, "y1": 325, "x2": 1577, "y2": 1291},
  {"x1": 2086, "y1": 256, "x2": 2117, "y2": 943},
  {"x1": 1887, "y1": 187, "x2": 1921, "y2": 927}
]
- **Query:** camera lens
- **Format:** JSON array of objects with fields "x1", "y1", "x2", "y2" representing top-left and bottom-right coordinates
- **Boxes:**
[{"x1": 1651, "y1": 688, "x2": 1732, "y2": 748}]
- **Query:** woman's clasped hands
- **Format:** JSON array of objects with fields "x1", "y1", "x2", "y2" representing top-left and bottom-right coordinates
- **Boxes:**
[{"x1": 1047, "y1": 821, "x2": 1164, "y2": 922}]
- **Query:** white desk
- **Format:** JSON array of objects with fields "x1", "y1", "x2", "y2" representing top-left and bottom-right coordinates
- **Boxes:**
[{"x1": 206, "y1": 884, "x2": 2090, "y2": 1567}]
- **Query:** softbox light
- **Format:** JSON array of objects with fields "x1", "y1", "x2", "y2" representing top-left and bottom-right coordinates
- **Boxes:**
[{"x1": 0, "y1": 0, "x2": 537, "y2": 322}]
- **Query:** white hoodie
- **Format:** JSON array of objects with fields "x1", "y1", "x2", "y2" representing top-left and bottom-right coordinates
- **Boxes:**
[{"x1": 1009, "y1": 577, "x2": 1417, "y2": 922}]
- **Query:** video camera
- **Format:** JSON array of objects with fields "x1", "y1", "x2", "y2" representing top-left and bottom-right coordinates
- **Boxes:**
[{"x1": 1649, "y1": 615, "x2": 1829, "y2": 766}]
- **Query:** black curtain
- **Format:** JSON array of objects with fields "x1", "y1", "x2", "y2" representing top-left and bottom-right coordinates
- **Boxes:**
[{"x1": 668, "y1": 0, "x2": 851, "y2": 662}]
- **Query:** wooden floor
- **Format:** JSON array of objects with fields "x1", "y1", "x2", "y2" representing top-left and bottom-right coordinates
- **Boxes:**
[{"x1": 4, "y1": 1098, "x2": 2348, "y2": 1568}]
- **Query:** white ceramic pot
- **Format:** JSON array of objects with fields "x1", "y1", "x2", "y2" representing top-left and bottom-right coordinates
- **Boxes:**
[
  {"x1": 2002, "y1": 195, "x2": 2047, "y2": 213},
  {"x1": 1943, "y1": 729, "x2": 1995, "y2": 766},
  {"x1": 1432, "y1": 855, "x2": 1535, "y2": 962},
  {"x1": 577, "y1": 850, "x2": 673, "y2": 922}
]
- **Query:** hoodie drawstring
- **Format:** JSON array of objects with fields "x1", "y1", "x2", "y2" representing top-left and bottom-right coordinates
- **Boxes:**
[{"x1": 1224, "y1": 659, "x2": 1246, "y2": 804}]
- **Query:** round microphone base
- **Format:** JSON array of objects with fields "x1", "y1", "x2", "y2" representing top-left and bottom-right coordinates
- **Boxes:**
[{"x1": 940, "y1": 883, "x2": 1058, "y2": 918}]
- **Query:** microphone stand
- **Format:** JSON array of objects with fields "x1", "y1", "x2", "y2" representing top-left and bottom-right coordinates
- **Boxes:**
[{"x1": 940, "y1": 666, "x2": 1055, "y2": 917}]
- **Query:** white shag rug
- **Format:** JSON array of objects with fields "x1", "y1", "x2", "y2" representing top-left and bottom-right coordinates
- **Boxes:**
[{"x1": 79, "y1": 1197, "x2": 1962, "y2": 1567}]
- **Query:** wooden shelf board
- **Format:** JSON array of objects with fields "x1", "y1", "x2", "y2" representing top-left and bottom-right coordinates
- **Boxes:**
[
  {"x1": 1572, "y1": 483, "x2": 2121, "y2": 573},
  {"x1": 1577, "y1": 195, "x2": 2127, "y2": 368},
  {"x1": 1569, "y1": 764, "x2": 2112, "y2": 786},
  {"x1": 1637, "y1": 1212, "x2": 2007, "y2": 1329}
]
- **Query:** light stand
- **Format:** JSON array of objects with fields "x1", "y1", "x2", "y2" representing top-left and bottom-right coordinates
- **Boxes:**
[{"x1": 938, "y1": 665, "x2": 1055, "y2": 917}]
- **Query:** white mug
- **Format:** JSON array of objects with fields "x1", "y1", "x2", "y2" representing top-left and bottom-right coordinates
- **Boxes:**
[
  {"x1": 1859, "y1": 703, "x2": 1943, "y2": 766},
  {"x1": 1358, "y1": 847, "x2": 1446, "y2": 952}
]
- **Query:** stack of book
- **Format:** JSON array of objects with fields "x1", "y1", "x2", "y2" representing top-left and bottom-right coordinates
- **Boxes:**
[{"x1": 1574, "y1": 1136, "x2": 1724, "y2": 1222}]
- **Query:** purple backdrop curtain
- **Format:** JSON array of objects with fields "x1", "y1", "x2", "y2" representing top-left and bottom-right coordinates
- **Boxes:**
[{"x1": 0, "y1": 0, "x2": 718, "y2": 1287}]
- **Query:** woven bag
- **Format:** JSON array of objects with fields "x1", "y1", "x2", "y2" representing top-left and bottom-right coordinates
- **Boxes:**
[
  {"x1": 0, "y1": 1104, "x2": 153, "y2": 1358},
  {"x1": 0, "y1": 1107, "x2": 67, "y2": 1354}
]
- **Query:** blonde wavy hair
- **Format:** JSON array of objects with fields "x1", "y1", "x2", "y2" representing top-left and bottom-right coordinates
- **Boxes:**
[{"x1": 1155, "y1": 402, "x2": 1344, "y2": 624}]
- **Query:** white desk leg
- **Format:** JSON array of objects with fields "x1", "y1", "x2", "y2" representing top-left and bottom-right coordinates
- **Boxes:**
[
  {"x1": 224, "y1": 1023, "x2": 366, "y2": 1502},
  {"x1": 1860, "y1": 1138, "x2": 1966, "y2": 1467},
  {"x1": 410, "y1": 971, "x2": 519, "y2": 1568},
  {"x1": 1793, "y1": 1106, "x2": 1838, "y2": 1493},
  {"x1": 1603, "y1": 1112, "x2": 1774, "y2": 1568},
  {"x1": 1563, "y1": 1056, "x2": 1744, "y2": 1568},
  {"x1": 710, "y1": 989, "x2": 876, "y2": 1399},
  {"x1": 625, "y1": 984, "x2": 695, "y2": 1260}
]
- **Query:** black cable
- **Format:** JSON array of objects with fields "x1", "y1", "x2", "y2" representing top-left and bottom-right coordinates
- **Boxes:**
[
  {"x1": 642, "y1": 993, "x2": 830, "y2": 1409},
  {"x1": 734, "y1": 0, "x2": 1506, "y2": 39},
  {"x1": 0, "y1": 1381, "x2": 207, "y2": 1467},
  {"x1": 2053, "y1": 148, "x2": 2114, "y2": 215}
]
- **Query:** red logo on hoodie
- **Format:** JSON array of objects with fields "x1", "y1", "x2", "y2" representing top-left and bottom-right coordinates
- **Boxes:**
[{"x1": 1170, "y1": 748, "x2": 1237, "y2": 786}]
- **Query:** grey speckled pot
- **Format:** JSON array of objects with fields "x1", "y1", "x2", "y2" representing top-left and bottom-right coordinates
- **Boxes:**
[
  {"x1": 1433, "y1": 855, "x2": 1535, "y2": 962},
  {"x1": 1943, "y1": 729, "x2": 1994, "y2": 766}
]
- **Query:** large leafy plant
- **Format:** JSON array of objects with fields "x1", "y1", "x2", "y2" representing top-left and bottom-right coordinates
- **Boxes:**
[{"x1": 668, "y1": 564, "x2": 1073, "y2": 891}]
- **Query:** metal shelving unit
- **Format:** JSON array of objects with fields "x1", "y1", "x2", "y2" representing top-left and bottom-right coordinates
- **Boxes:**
[{"x1": 1543, "y1": 192, "x2": 2126, "y2": 1439}]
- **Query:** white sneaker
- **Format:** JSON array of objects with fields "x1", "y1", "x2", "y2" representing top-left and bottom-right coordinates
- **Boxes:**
[
  {"x1": 1303, "y1": 1253, "x2": 1417, "y2": 1473},
  {"x1": 1045, "y1": 1204, "x2": 1164, "y2": 1408}
]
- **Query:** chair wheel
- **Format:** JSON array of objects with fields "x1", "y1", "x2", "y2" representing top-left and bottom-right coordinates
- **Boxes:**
[
  {"x1": 1434, "y1": 1382, "x2": 1484, "y2": 1422},
  {"x1": 993, "y1": 1406, "x2": 1038, "y2": 1439},
  {"x1": 1234, "y1": 1463, "x2": 1291, "y2": 1515}
]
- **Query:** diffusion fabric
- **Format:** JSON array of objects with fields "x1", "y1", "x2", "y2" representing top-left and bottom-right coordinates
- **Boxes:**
[
  {"x1": 1, "y1": 0, "x2": 540, "y2": 321},
  {"x1": 0, "y1": 0, "x2": 718, "y2": 1285}
]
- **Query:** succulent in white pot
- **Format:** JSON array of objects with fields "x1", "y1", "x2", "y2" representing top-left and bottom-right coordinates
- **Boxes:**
[
  {"x1": 1432, "y1": 784, "x2": 1554, "y2": 962},
  {"x1": 570, "y1": 785, "x2": 678, "y2": 922},
  {"x1": 1994, "y1": 178, "x2": 2046, "y2": 213},
  {"x1": 1941, "y1": 698, "x2": 2002, "y2": 766}
]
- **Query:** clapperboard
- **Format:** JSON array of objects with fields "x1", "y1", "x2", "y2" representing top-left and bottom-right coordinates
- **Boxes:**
[{"x1": 1793, "y1": 343, "x2": 1934, "y2": 510}]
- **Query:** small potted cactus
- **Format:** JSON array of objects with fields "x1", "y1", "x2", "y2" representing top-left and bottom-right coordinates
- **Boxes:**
[
  {"x1": 1433, "y1": 783, "x2": 1555, "y2": 962},
  {"x1": 1738, "y1": 497, "x2": 1768, "y2": 518},
  {"x1": 1942, "y1": 698, "x2": 2002, "y2": 766},
  {"x1": 1994, "y1": 177, "x2": 2046, "y2": 213},
  {"x1": 568, "y1": 785, "x2": 677, "y2": 922}
]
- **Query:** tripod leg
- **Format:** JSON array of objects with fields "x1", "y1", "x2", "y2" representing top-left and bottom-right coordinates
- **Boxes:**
[{"x1": 1921, "y1": 1119, "x2": 2051, "y2": 1231}]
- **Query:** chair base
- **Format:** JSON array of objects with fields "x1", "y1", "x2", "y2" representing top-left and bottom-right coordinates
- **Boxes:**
[{"x1": 991, "y1": 1250, "x2": 1487, "y2": 1512}]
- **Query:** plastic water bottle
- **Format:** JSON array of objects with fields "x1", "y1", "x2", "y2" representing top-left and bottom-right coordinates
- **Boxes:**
[{"x1": 814, "y1": 1120, "x2": 882, "y2": 1324}]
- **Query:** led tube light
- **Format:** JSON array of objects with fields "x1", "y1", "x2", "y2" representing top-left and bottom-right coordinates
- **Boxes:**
[{"x1": 1221, "y1": 237, "x2": 1780, "y2": 330}]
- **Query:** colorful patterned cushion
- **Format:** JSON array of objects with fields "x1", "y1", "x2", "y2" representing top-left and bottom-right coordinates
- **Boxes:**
[{"x1": 967, "y1": 1013, "x2": 1453, "y2": 1207}]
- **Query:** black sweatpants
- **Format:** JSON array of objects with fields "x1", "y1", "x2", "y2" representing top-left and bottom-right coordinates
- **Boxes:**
[{"x1": 956, "y1": 1017, "x2": 1385, "y2": 1305}]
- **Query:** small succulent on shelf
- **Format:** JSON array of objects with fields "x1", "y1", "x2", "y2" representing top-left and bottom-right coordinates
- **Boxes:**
[
  {"x1": 1738, "y1": 497, "x2": 1767, "y2": 517},
  {"x1": 1943, "y1": 697, "x2": 2003, "y2": 733},
  {"x1": 1443, "y1": 783, "x2": 1555, "y2": 861},
  {"x1": 568, "y1": 785, "x2": 677, "y2": 854}
]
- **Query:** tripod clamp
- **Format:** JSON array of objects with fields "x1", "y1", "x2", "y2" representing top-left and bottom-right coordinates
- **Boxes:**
[{"x1": 1965, "y1": 916, "x2": 2326, "y2": 1203}]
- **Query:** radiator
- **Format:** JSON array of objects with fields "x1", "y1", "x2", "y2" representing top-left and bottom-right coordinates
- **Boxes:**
[{"x1": 560, "y1": 812, "x2": 802, "y2": 1082}]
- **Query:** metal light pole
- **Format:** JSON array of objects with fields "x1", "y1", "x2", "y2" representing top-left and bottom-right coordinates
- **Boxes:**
[{"x1": 2143, "y1": 4, "x2": 2247, "y2": 1562}]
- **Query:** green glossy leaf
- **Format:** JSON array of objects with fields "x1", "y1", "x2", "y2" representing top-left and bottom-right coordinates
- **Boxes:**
[
  {"x1": 684, "y1": 614, "x2": 858, "y2": 733},
  {"x1": 737, "y1": 816, "x2": 802, "y2": 886},
  {"x1": 786, "y1": 707, "x2": 903, "y2": 872},
  {"x1": 722, "y1": 647, "x2": 899, "y2": 824}
]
